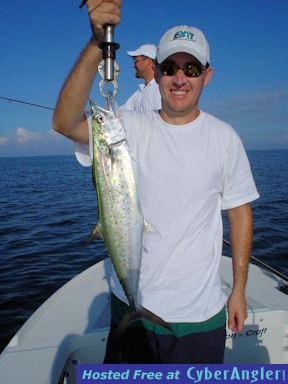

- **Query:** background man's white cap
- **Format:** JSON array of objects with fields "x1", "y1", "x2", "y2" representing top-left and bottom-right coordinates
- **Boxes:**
[
  {"x1": 127, "y1": 44, "x2": 157, "y2": 59},
  {"x1": 156, "y1": 26, "x2": 210, "y2": 66}
]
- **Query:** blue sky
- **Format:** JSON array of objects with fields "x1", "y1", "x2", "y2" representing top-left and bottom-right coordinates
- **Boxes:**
[{"x1": 0, "y1": 0, "x2": 287, "y2": 157}]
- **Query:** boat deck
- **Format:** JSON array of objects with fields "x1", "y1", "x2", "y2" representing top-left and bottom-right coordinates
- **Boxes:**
[{"x1": 0, "y1": 256, "x2": 287, "y2": 383}]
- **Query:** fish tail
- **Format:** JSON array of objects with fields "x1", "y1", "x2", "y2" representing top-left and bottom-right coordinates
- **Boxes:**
[
  {"x1": 138, "y1": 306, "x2": 171, "y2": 332},
  {"x1": 113, "y1": 306, "x2": 171, "y2": 339}
]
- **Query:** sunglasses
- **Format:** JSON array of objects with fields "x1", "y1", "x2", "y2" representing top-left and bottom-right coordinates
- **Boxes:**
[
  {"x1": 159, "y1": 60, "x2": 205, "y2": 78},
  {"x1": 133, "y1": 57, "x2": 147, "y2": 64}
]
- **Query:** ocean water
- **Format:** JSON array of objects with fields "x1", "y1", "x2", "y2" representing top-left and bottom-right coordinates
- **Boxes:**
[{"x1": 0, "y1": 150, "x2": 287, "y2": 352}]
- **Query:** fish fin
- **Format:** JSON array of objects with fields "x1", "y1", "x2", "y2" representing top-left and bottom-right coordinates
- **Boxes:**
[
  {"x1": 144, "y1": 219, "x2": 161, "y2": 237},
  {"x1": 113, "y1": 306, "x2": 171, "y2": 339},
  {"x1": 109, "y1": 141, "x2": 125, "y2": 170},
  {"x1": 87, "y1": 221, "x2": 103, "y2": 243}
]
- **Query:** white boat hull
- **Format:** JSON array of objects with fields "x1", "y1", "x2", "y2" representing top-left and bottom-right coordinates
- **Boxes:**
[{"x1": 0, "y1": 256, "x2": 287, "y2": 383}]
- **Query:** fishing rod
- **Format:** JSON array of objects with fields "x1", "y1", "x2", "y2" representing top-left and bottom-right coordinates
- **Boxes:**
[
  {"x1": 223, "y1": 238, "x2": 288, "y2": 286},
  {"x1": 0, "y1": 96, "x2": 54, "y2": 111}
]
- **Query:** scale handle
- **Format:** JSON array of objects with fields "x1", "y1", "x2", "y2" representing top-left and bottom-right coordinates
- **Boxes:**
[{"x1": 101, "y1": 24, "x2": 120, "y2": 81}]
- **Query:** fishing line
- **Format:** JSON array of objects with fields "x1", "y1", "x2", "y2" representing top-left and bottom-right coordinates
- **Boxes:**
[
  {"x1": 0, "y1": 96, "x2": 54, "y2": 111},
  {"x1": 223, "y1": 238, "x2": 288, "y2": 284}
]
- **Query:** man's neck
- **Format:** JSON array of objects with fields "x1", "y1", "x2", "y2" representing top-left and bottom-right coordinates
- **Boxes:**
[{"x1": 144, "y1": 72, "x2": 155, "y2": 86}]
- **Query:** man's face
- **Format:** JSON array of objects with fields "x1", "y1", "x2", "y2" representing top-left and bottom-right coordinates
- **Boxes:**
[
  {"x1": 156, "y1": 52, "x2": 213, "y2": 123},
  {"x1": 133, "y1": 56, "x2": 149, "y2": 79}
]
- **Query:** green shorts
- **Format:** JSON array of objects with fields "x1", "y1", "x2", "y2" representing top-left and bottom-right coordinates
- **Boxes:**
[{"x1": 110, "y1": 294, "x2": 226, "y2": 337}]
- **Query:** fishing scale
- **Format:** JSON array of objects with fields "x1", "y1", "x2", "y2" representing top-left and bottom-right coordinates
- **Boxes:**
[{"x1": 79, "y1": 1, "x2": 120, "y2": 97}]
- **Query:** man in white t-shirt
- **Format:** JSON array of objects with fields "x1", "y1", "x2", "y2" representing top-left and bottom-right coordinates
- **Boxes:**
[
  {"x1": 121, "y1": 44, "x2": 161, "y2": 112},
  {"x1": 53, "y1": 0, "x2": 259, "y2": 364}
]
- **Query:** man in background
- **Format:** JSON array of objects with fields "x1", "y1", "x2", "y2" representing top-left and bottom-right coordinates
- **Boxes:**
[{"x1": 121, "y1": 44, "x2": 161, "y2": 111}]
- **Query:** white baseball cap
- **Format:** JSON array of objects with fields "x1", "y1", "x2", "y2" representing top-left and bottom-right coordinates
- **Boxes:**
[
  {"x1": 156, "y1": 26, "x2": 210, "y2": 66},
  {"x1": 127, "y1": 44, "x2": 157, "y2": 59}
]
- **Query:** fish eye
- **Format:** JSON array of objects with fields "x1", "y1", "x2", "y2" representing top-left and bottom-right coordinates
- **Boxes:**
[{"x1": 96, "y1": 115, "x2": 105, "y2": 124}]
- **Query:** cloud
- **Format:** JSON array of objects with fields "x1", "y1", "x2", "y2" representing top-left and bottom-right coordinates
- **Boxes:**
[
  {"x1": 277, "y1": 133, "x2": 288, "y2": 144},
  {"x1": 205, "y1": 88, "x2": 288, "y2": 122},
  {"x1": 0, "y1": 127, "x2": 73, "y2": 157},
  {"x1": 0, "y1": 127, "x2": 64, "y2": 146},
  {"x1": 0, "y1": 136, "x2": 9, "y2": 145},
  {"x1": 48, "y1": 128, "x2": 63, "y2": 138},
  {"x1": 201, "y1": 86, "x2": 288, "y2": 150},
  {"x1": 16, "y1": 127, "x2": 42, "y2": 143}
]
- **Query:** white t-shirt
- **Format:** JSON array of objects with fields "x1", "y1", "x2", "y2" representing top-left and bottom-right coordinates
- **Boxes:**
[
  {"x1": 75, "y1": 110, "x2": 259, "y2": 322},
  {"x1": 121, "y1": 79, "x2": 161, "y2": 112}
]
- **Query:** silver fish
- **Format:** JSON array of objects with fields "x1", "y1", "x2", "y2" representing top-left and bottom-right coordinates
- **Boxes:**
[{"x1": 89, "y1": 96, "x2": 169, "y2": 335}]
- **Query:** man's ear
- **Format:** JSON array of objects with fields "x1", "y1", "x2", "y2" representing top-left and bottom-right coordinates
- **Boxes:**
[
  {"x1": 154, "y1": 66, "x2": 160, "y2": 84},
  {"x1": 203, "y1": 66, "x2": 213, "y2": 87}
]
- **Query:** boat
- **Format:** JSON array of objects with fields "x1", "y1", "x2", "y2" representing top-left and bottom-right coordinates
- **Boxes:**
[{"x1": 0, "y1": 252, "x2": 287, "y2": 384}]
